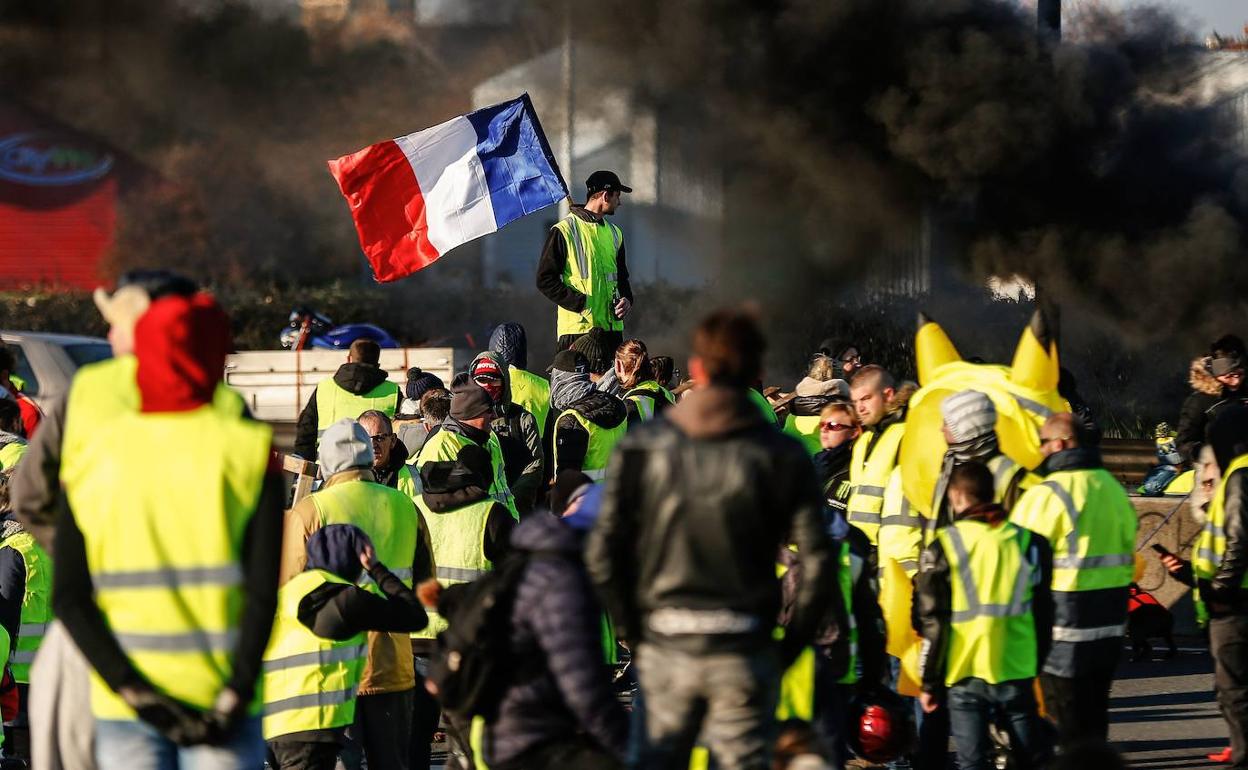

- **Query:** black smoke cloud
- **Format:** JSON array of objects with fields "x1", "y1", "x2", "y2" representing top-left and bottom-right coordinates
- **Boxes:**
[
  {"x1": 3, "y1": 0, "x2": 1246, "y2": 350},
  {"x1": 576, "y1": 0, "x2": 1248, "y2": 342}
]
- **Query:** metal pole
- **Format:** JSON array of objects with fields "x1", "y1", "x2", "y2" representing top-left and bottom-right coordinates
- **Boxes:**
[
  {"x1": 559, "y1": 0, "x2": 574, "y2": 218},
  {"x1": 1038, "y1": 0, "x2": 1061, "y2": 40}
]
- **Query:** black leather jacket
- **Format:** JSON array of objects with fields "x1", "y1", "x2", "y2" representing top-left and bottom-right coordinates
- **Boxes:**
[{"x1": 586, "y1": 385, "x2": 835, "y2": 661}]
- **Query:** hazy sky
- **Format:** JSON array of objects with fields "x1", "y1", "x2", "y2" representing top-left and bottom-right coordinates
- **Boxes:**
[{"x1": 1169, "y1": 0, "x2": 1246, "y2": 34}]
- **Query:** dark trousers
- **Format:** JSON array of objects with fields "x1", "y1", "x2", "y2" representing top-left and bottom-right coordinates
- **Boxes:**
[
  {"x1": 268, "y1": 740, "x2": 340, "y2": 770},
  {"x1": 495, "y1": 735, "x2": 621, "y2": 770},
  {"x1": 410, "y1": 657, "x2": 441, "y2": 770},
  {"x1": 4, "y1": 683, "x2": 29, "y2": 761},
  {"x1": 341, "y1": 688, "x2": 415, "y2": 770},
  {"x1": 1211, "y1": 614, "x2": 1248, "y2": 769},
  {"x1": 1039, "y1": 669, "x2": 1115, "y2": 751},
  {"x1": 556, "y1": 331, "x2": 623, "y2": 355},
  {"x1": 811, "y1": 658, "x2": 851, "y2": 769},
  {"x1": 946, "y1": 678, "x2": 1051, "y2": 770}
]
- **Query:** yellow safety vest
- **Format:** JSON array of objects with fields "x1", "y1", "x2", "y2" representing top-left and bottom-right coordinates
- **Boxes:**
[
  {"x1": 1, "y1": 531, "x2": 51, "y2": 683},
  {"x1": 417, "y1": 429, "x2": 518, "y2": 520},
  {"x1": 65, "y1": 406, "x2": 272, "y2": 720},
  {"x1": 748, "y1": 389, "x2": 778, "y2": 426},
  {"x1": 553, "y1": 409, "x2": 627, "y2": 481},
  {"x1": 1009, "y1": 466, "x2": 1137, "y2": 643},
  {"x1": 309, "y1": 480, "x2": 418, "y2": 591},
  {"x1": 62, "y1": 355, "x2": 245, "y2": 484},
  {"x1": 553, "y1": 214, "x2": 624, "y2": 337},
  {"x1": 625, "y1": 381, "x2": 675, "y2": 423},
  {"x1": 782, "y1": 414, "x2": 824, "y2": 455},
  {"x1": 397, "y1": 463, "x2": 421, "y2": 503},
  {"x1": 0, "y1": 440, "x2": 26, "y2": 470},
  {"x1": 937, "y1": 520, "x2": 1038, "y2": 686},
  {"x1": 508, "y1": 367, "x2": 551, "y2": 438},
  {"x1": 262, "y1": 570, "x2": 367, "y2": 740},
  {"x1": 879, "y1": 468, "x2": 926, "y2": 577},
  {"x1": 847, "y1": 422, "x2": 906, "y2": 544},
  {"x1": 314, "y1": 377, "x2": 400, "y2": 446},
  {"x1": 410, "y1": 494, "x2": 494, "y2": 640},
  {"x1": 1195, "y1": 454, "x2": 1248, "y2": 588}
]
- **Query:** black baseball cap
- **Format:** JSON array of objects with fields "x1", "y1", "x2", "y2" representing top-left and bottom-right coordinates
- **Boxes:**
[{"x1": 585, "y1": 170, "x2": 632, "y2": 195}]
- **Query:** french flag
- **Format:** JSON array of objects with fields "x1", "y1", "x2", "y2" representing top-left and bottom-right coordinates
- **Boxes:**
[{"x1": 328, "y1": 94, "x2": 568, "y2": 283}]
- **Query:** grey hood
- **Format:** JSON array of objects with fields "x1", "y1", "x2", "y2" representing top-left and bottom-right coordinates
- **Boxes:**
[{"x1": 550, "y1": 368, "x2": 596, "y2": 412}]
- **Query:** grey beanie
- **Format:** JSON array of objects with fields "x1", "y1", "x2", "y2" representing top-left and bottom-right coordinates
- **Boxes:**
[
  {"x1": 319, "y1": 418, "x2": 373, "y2": 476},
  {"x1": 941, "y1": 390, "x2": 997, "y2": 444}
]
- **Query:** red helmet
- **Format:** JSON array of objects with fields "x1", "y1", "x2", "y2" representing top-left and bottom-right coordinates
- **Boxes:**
[{"x1": 848, "y1": 691, "x2": 916, "y2": 762}]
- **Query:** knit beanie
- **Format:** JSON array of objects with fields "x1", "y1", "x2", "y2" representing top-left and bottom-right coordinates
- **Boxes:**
[
  {"x1": 304, "y1": 524, "x2": 372, "y2": 583},
  {"x1": 405, "y1": 367, "x2": 445, "y2": 401},
  {"x1": 319, "y1": 419, "x2": 373, "y2": 475},
  {"x1": 570, "y1": 328, "x2": 612, "y2": 375},
  {"x1": 551, "y1": 349, "x2": 589, "y2": 375},
  {"x1": 940, "y1": 390, "x2": 997, "y2": 444},
  {"x1": 450, "y1": 374, "x2": 494, "y2": 420}
]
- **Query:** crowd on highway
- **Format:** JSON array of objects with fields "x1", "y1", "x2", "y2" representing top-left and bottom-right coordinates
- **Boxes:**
[{"x1": 0, "y1": 170, "x2": 1240, "y2": 770}]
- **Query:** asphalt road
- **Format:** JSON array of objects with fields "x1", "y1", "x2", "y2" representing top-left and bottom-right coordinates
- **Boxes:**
[
  {"x1": 1110, "y1": 646, "x2": 1228, "y2": 769},
  {"x1": 431, "y1": 644, "x2": 1230, "y2": 769}
]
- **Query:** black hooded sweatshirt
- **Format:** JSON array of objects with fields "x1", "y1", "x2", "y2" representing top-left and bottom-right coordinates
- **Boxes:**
[{"x1": 294, "y1": 363, "x2": 403, "y2": 461}]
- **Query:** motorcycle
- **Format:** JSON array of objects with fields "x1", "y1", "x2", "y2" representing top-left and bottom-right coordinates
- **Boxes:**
[{"x1": 279, "y1": 306, "x2": 400, "y2": 351}]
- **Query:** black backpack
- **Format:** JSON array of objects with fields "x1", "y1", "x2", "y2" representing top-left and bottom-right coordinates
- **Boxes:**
[{"x1": 427, "y1": 550, "x2": 554, "y2": 721}]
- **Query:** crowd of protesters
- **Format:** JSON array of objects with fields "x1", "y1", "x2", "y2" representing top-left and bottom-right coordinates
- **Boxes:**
[{"x1": 0, "y1": 170, "x2": 1245, "y2": 770}]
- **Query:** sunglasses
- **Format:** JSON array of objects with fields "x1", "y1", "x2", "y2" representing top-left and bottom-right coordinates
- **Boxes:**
[
  {"x1": 820, "y1": 422, "x2": 854, "y2": 432},
  {"x1": 369, "y1": 433, "x2": 395, "y2": 445}
]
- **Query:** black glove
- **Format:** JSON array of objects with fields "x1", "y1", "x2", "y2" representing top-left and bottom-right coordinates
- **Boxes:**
[
  {"x1": 200, "y1": 687, "x2": 247, "y2": 746},
  {"x1": 120, "y1": 685, "x2": 209, "y2": 746}
]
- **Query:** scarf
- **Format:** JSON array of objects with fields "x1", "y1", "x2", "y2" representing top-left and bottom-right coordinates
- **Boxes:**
[{"x1": 550, "y1": 368, "x2": 595, "y2": 412}]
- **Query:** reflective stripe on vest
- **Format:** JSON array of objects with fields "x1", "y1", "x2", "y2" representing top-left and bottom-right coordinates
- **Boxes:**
[
  {"x1": 1038, "y1": 479, "x2": 1134, "y2": 574},
  {"x1": 555, "y1": 215, "x2": 624, "y2": 336},
  {"x1": 0, "y1": 531, "x2": 52, "y2": 684},
  {"x1": 554, "y1": 408, "x2": 627, "y2": 477},
  {"x1": 412, "y1": 492, "x2": 494, "y2": 640},
  {"x1": 314, "y1": 378, "x2": 400, "y2": 442},
  {"x1": 879, "y1": 470, "x2": 926, "y2": 576},
  {"x1": 262, "y1": 570, "x2": 367, "y2": 739},
  {"x1": 846, "y1": 423, "x2": 905, "y2": 544},
  {"x1": 65, "y1": 406, "x2": 271, "y2": 720},
  {"x1": 1195, "y1": 455, "x2": 1248, "y2": 587},
  {"x1": 938, "y1": 520, "x2": 1038, "y2": 685}
]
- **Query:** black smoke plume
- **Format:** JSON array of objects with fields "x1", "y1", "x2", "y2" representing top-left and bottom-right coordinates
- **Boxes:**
[{"x1": 3, "y1": 0, "x2": 1245, "y2": 357}]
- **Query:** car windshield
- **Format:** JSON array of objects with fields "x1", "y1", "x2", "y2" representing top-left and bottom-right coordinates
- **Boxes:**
[{"x1": 65, "y1": 343, "x2": 113, "y2": 368}]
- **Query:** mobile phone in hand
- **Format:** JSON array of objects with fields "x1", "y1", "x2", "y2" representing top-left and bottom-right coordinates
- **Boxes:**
[{"x1": 1151, "y1": 543, "x2": 1172, "y2": 557}]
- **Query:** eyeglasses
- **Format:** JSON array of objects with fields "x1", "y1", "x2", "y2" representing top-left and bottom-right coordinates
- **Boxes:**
[
  {"x1": 369, "y1": 433, "x2": 395, "y2": 445},
  {"x1": 841, "y1": 355, "x2": 862, "y2": 365},
  {"x1": 820, "y1": 422, "x2": 854, "y2": 432},
  {"x1": 1039, "y1": 434, "x2": 1071, "y2": 444}
]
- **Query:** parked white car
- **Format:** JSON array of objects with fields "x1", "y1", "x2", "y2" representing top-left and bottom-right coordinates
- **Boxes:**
[{"x1": 0, "y1": 331, "x2": 112, "y2": 411}]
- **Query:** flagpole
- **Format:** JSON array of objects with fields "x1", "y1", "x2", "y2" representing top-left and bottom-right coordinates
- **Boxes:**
[{"x1": 559, "y1": 0, "x2": 574, "y2": 218}]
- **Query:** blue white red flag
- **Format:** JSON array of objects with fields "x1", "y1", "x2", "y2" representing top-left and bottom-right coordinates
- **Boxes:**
[{"x1": 328, "y1": 94, "x2": 567, "y2": 282}]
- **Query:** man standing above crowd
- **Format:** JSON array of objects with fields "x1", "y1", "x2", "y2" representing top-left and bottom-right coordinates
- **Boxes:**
[
  {"x1": 1009, "y1": 412, "x2": 1138, "y2": 751},
  {"x1": 294, "y1": 339, "x2": 402, "y2": 461},
  {"x1": 536, "y1": 171, "x2": 635, "y2": 353},
  {"x1": 587, "y1": 308, "x2": 833, "y2": 770}
]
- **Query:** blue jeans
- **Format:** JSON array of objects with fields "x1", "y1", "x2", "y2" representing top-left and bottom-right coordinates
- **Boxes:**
[
  {"x1": 96, "y1": 716, "x2": 265, "y2": 770},
  {"x1": 946, "y1": 678, "x2": 1050, "y2": 770}
]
